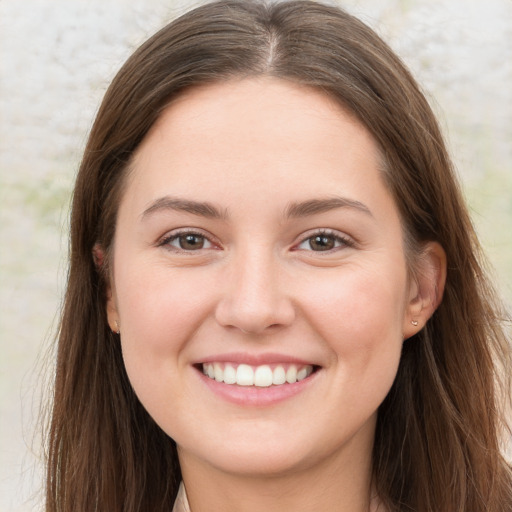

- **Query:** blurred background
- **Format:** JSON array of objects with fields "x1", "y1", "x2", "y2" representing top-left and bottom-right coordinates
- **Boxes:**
[{"x1": 1, "y1": 0, "x2": 511, "y2": 510}]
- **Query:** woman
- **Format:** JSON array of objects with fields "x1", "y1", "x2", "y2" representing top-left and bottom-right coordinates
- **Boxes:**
[{"x1": 46, "y1": 1, "x2": 512, "y2": 511}]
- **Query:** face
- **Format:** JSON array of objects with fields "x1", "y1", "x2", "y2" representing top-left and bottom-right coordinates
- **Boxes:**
[{"x1": 107, "y1": 78, "x2": 424, "y2": 479}]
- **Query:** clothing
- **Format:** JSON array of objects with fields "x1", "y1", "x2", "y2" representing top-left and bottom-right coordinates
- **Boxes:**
[{"x1": 172, "y1": 483, "x2": 191, "y2": 512}]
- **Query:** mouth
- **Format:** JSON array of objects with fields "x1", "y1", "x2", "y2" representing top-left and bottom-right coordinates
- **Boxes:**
[{"x1": 197, "y1": 362, "x2": 318, "y2": 387}]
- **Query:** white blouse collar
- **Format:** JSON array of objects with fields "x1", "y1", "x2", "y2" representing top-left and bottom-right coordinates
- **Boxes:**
[{"x1": 172, "y1": 482, "x2": 191, "y2": 512}]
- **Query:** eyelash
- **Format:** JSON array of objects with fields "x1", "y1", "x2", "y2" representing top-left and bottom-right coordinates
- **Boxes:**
[
  {"x1": 158, "y1": 229, "x2": 217, "y2": 253},
  {"x1": 294, "y1": 229, "x2": 354, "y2": 253},
  {"x1": 158, "y1": 228, "x2": 354, "y2": 254}
]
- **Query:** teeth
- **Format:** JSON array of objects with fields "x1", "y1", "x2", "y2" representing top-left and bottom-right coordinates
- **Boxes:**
[
  {"x1": 272, "y1": 365, "x2": 286, "y2": 385},
  {"x1": 286, "y1": 366, "x2": 297, "y2": 384},
  {"x1": 223, "y1": 364, "x2": 237, "y2": 384},
  {"x1": 214, "y1": 363, "x2": 223, "y2": 382},
  {"x1": 297, "y1": 367, "x2": 308, "y2": 381},
  {"x1": 254, "y1": 365, "x2": 273, "y2": 387},
  {"x1": 201, "y1": 363, "x2": 314, "y2": 387},
  {"x1": 236, "y1": 364, "x2": 254, "y2": 386}
]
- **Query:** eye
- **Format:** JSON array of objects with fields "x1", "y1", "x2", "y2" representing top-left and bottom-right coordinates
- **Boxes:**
[
  {"x1": 296, "y1": 231, "x2": 353, "y2": 252},
  {"x1": 160, "y1": 231, "x2": 214, "y2": 251}
]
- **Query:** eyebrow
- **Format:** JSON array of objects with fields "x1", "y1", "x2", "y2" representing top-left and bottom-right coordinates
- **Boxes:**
[
  {"x1": 285, "y1": 196, "x2": 373, "y2": 218},
  {"x1": 141, "y1": 196, "x2": 227, "y2": 220},
  {"x1": 140, "y1": 195, "x2": 372, "y2": 221}
]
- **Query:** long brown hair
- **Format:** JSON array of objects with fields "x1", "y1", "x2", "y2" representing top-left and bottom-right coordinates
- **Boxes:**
[{"x1": 46, "y1": 1, "x2": 512, "y2": 510}]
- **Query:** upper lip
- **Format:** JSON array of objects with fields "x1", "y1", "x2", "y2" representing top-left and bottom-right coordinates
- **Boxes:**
[{"x1": 195, "y1": 352, "x2": 319, "y2": 367}]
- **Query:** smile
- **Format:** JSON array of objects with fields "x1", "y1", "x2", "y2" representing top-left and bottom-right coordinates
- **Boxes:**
[{"x1": 202, "y1": 363, "x2": 315, "y2": 387}]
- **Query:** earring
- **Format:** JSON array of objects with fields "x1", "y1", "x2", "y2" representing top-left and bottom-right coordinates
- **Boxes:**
[
  {"x1": 114, "y1": 320, "x2": 120, "y2": 335},
  {"x1": 411, "y1": 320, "x2": 419, "y2": 326}
]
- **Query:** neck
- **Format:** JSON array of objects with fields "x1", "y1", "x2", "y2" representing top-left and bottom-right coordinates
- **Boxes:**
[{"x1": 178, "y1": 432, "x2": 381, "y2": 512}]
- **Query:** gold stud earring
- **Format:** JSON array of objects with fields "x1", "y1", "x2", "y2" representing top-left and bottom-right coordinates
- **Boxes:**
[
  {"x1": 114, "y1": 320, "x2": 120, "y2": 335},
  {"x1": 411, "y1": 320, "x2": 419, "y2": 326}
]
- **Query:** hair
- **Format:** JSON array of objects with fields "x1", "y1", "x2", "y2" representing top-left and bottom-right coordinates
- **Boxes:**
[{"x1": 46, "y1": 1, "x2": 512, "y2": 511}]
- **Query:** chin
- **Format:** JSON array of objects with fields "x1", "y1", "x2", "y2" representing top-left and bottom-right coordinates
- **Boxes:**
[
  {"x1": 204, "y1": 448, "x2": 314, "y2": 477},
  {"x1": 178, "y1": 425, "x2": 334, "y2": 479}
]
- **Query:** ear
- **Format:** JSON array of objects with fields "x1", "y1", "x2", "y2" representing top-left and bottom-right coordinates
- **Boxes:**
[
  {"x1": 403, "y1": 241, "x2": 446, "y2": 339},
  {"x1": 92, "y1": 243, "x2": 105, "y2": 268},
  {"x1": 106, "y1": 286, "x2": 120, "y2": 334},
  {"x1": 93, "y1": 243, "x2": 120, "y2": 334}
]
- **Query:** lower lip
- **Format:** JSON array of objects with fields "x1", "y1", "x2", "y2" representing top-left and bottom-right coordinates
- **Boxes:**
[{"x1": 197, "y1": 369, "x2": 319, "y2": 407}]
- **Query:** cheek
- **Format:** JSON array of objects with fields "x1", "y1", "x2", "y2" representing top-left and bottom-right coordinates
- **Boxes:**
[
  {"x1": 114, "y1": 263, "x2": 216, "y2": 377},
  {"x1": 299, "y1": 263, "x2": 407, "y2": 396},
  {"x1": 305, "y1": 264, "x2": 406, "y2": 339},
  {"x1": 114, "y1": 267, "x2": 217, "y2": 430}
]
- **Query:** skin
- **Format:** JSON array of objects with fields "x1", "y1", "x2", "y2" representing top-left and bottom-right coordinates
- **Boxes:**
[{"x1": 105, "y1": 78, "x2": 445, "y2": 512}]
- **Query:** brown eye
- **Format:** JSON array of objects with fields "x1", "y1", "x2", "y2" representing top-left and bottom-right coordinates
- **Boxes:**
[
  {"x1": 308, "y1": 234, "x2": 336, "y2": 251},
  {"x1": 164, "y1": 232, "x2": 213, "y2": 251},
  {"x1": 296, "y1": 231, "x2": 352, "y2": 252},
  {"x1": 179, "y1": 234, "x2": 205, "y2": 250}
]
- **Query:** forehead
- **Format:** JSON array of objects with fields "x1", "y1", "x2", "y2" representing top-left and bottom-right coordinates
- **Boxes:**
[
  {"x1": 128, "y1": 78, "x2": 384, "y2": 195},
  {"x1": 150, "y1": 78, "x2": 360, "y2": 136}
]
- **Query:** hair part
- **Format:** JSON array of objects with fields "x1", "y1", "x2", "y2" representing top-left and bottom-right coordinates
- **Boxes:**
[{"x1": 46, "y1": 1, "x2": 512, "y2": 511}]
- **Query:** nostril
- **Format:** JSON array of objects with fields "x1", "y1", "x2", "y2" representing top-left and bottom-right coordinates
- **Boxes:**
[
  {"x1": 239, "y1": 323, "x2": 281, "y2": 334},
  {"x1": 214, "y1": 287, "x2": 296, "y2": 334}
]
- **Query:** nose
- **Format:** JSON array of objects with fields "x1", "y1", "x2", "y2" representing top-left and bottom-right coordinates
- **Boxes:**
[{"x1": 214, "y1": 250, "x2": 295, "y2": 335}]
